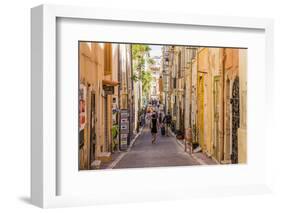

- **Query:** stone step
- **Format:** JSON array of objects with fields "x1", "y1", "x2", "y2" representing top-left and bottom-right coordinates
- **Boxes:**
[
  {"x1": 91, "y1": 160, "x2": 101, "y2": 169},
  {"x1": 97, "y1": 152, "x2": 112, "y2": 163},
  {"x1": 193, "y1": 145, "x2": 202, "y2": 153}
]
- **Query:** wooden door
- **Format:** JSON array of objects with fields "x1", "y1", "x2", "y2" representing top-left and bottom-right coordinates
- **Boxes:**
[
  {"x1": 89, "y1": 92, "x2": 96, "y2": 166},
  {"x1": 197, "y1": 75, "x2": 204, "y2": 148},
  {"x1": 213, "y1": 77, "x2": 220, "y2": 159},
  {"x1": 231, "y1": 77, "x2": 240, "y2": 163}
]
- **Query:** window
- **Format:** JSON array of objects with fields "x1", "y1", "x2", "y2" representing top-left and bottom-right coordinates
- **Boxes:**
[
  {"x1": 104, "y1": 43, "x2": 112, "y2": 75},
  {"x1": 178, "y1": 52, "x2": 181, "y2": 78},
  {"x1": 173, "y1": 78, "x2": 177, "y2": 89}
]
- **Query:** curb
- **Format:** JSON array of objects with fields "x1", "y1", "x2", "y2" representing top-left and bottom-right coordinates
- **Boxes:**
[
  {"x1": 128, "y1": 126, "x2": 144, "y2": 151},
  {"x1": 106, "y1": 127, "x2": 144, "y2": 169},
  {"x1": 168, "y1": 128, "x2": 212, "y2": 165}
]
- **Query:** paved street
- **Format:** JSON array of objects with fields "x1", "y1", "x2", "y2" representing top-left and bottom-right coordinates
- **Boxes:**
[{"x1": 113, "y1": 125, "x2": 201, "y2": 169}]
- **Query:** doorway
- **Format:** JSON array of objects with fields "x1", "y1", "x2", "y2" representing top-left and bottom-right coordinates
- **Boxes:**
[
  {"x1": 104, "y1": 96, "x2": 109, "y2": 152},
  {"x1": 89, "y1": 92, "x2": 96, "y2": 167},
  {"x1": 213, "y1": 76, "x2": 220, "y2": 160},
  {"x1": 231, "y1": 77, "x2": 240, "y2": 163},
  {"x1": 197, "y1": 75, "x2": 204, "y2": 149},
  {"x1": 224, "y1": 79, "x2": 231, "y2": 162}
]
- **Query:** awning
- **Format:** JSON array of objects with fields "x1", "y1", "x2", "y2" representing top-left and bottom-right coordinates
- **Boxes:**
[{"x1": 102, "y1": 79, "x2": 119, "y2": 86}]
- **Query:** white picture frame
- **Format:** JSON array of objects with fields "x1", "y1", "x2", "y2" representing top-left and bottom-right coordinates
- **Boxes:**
[{"x1": 31, "y1": 4, "x2": 274, "y2": 208}]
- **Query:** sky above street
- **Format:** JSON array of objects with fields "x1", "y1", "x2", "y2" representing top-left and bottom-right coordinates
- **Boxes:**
[{"x1": 149, "y1": 45, "x2": 162, "y2": 58}]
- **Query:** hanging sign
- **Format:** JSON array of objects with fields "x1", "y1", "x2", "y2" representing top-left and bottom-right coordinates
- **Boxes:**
[
  {"x1": 79, "y1": 84, "x2": 87, "y2": 131},
  {"x1": 120, "y1": 134, "x2": 128, "y2": 150},
  {"x1": 120, "y1": 109, "x2": 129, "y2": 118},
  {"x1": 103, "y1": 85, "x2": 114, "y2": 95}
]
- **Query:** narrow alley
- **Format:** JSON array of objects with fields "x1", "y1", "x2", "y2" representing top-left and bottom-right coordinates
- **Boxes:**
[
  {"x1": 79, "y1": 42, "x2": 247, "y2": 170},
  {"x1": 114, "y1": 125, "x2": 200, "y2": 169}
]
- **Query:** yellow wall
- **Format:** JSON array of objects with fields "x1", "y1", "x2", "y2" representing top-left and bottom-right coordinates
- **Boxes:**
[
  {"x1": 195, "y1": 47, "x2": 246, "y2": 163},
  {"x1": 79, "y1": 42, "x2": 99, "y2": 169},
  {"x1": 197, "y1": 48, "x2": 211, "y2": 153},
  {"x1": 79, "y1": 42, "x2": 120, "y2": 169},
  {"x1": 223, "y1": 48, "x2": 240, "y2": 163},
  {"x1": 238, "y1": 49, "x2": 247, "y2": 163}
]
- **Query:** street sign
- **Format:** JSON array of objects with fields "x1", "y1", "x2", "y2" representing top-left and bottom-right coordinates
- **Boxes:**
[
  {"x1": 120, "y1": 123, "x2": 129, "y2": 134},
  {"x1": 121, "y1": 118, "x2": 128, "y2": 123},
  {"x1": 103, "y1": 85, "x2": 114, "y2": 95},
  {"x1": 120, "y1": 109, "x2": 129, "y2": 147},
  {"x1": 120, "y1": 134, "x2": 128, "y2": 150},
  {"x1": 120, "y1": 109, "x2": 129, "y2": 118}
]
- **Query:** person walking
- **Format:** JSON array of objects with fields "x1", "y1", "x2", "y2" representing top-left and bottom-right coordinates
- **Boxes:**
[
  {"x1": 150, "y1": 113, "x2": 158, "y2": 144},
  {"x1": 140, "y1": 113, "x2": 145, "y2": 127},
  {"x1": 153, "y1": 110, "x2": 158, "y2": 120},
  {"x1": 146, "y1": 108, "x2": 151, "y2": 124},
  {"x1": 162, "y1": 111, "x2": 172, "y2": 136},
  {"x1": 158, "y1": 110, "x2": 163, "y2": 124}
]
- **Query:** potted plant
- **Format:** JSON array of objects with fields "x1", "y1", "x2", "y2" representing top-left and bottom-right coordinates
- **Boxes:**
[
  {"x1": 192, "y1": 124, "x2": 199, "y2": 150},
  {"x1": 111, "y1": 124, "x2": 119, "y2": 152}
]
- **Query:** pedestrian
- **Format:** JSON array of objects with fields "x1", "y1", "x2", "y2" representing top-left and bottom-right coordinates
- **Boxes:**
[
  {"x1": 146, "y1": 110, "x2": 151, "y2": 124},
  {"x1": 141, "y1": 113, "x2": 145, "y2": 126},
  {"x1": 158, "y1": 110, "x2": 163, "y2": 124},
  {"x1": 162, "y1": 111, "x2": 172, "y2": 136},
  {"x1": 150, "y1": 113, "x2": 158, "y2": 144},
  {"x1": 153, "y1": 110, "x2": 158, "y2": 120}
]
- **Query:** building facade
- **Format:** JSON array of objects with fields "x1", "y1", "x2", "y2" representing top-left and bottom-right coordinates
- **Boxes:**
[
  {"x1": 79, "y1": 42, "x2": 133, "y2": 170},
  {"x1": 163, "y1": 46, "x2": 247, "y2": 164}
]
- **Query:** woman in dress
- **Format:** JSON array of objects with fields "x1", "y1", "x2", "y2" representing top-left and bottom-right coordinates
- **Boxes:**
[{"x1": 150, "y1": 113, "x2": 158, "y2": 144}]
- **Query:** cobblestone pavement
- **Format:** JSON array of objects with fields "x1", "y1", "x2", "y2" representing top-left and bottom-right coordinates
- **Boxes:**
[{"x1": 113, "y1": 125, "x2": 201, "y2": 169}]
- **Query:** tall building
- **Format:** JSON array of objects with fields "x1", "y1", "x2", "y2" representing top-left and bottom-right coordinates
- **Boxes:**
[
  {"x1": 163, "y1": 45, "x2": 247, "y2": 164},
  {"x1": 149, "y1": 56, "x2": 161, "y2": 100},
  {"x1": 79, "y1": 42, "x2": 133, "y2": 170}
]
